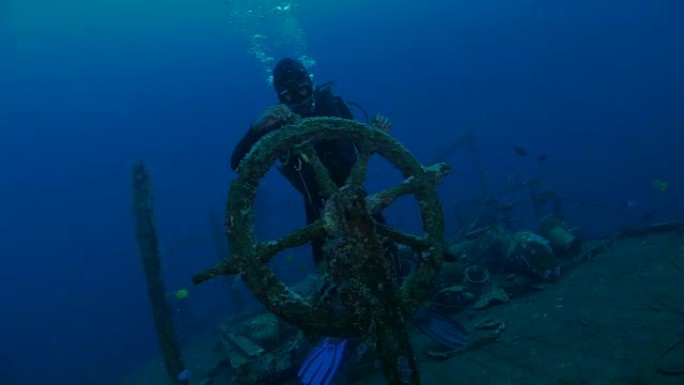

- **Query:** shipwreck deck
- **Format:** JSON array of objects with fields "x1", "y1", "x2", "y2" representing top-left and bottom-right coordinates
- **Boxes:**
[{"x1": 122, "y1": 228, "x2": 684, "y2": 385}]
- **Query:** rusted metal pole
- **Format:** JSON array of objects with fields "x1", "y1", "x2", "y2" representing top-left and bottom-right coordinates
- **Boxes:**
[{"x1": 131, "y1": 162, "x2": 187, "y2": 385}]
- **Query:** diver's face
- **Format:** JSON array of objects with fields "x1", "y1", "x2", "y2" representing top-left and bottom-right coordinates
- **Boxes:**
[{"x1": 278, "y1": 81, "x2": 315, "y2": 116}]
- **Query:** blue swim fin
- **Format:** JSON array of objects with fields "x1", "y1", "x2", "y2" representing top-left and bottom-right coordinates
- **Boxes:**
[
  {"x1": 298, "y1": 337, "x2": 348, "y2": 385},
  {"x1": 414, "y1": 307, "x2": 470, "y2": 349}
]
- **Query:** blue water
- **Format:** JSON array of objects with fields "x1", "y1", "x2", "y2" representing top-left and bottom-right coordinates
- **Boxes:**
[{"x1": 1, "y1": 1, "x2": 682, "y2": 384}]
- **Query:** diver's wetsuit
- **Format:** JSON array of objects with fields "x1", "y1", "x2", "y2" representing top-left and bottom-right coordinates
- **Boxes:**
[{"x1": 231, "y1": 85, "x2": 397, "y2": 266}]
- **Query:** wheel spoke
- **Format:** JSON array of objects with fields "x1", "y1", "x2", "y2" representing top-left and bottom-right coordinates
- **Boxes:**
[
  {"x1": 298, "y1": 145, "x2": 338, "y2": 198},
  {"x1": 257, "y1": 220, "x2": 326, "y2": 262},
  {"x1": 347, "y1": 141, "x2": 373, "y2": 186},
  {"x1": 375, "y1": 223, "x2": 432, "y2": 252},
  {"x1": 366, "y1": 176, "x2": 421, "y2": 215},
  {"x1": 193, "y1": 259, "x2": 238, "y2": 284},
  {"x1": 193, "y1": 221, "x2": 326, "y2": 285}
]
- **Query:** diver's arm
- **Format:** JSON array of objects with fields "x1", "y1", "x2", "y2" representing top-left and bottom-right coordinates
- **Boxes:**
[{"x1": 230, "y1": 105, "x2": 292, "y2": 171}]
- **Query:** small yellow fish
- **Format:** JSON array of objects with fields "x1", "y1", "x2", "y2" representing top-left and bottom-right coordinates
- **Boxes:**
[
  {"x1": 652, "y1": 179, "x2": 668, "y2": 193},
  {"x1": 174, "y1": 289, "x2": 189, "y2": 300}
]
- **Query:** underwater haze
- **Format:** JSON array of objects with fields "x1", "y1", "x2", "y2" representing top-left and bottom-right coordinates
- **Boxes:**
[{"x1": 1, "y1": 0, "x2": 683, "y2": 384}]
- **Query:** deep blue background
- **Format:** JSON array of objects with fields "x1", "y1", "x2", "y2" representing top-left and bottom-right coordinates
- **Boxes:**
[{"x1": 1, "y1": 1, "x2": 682, "y2": 384}]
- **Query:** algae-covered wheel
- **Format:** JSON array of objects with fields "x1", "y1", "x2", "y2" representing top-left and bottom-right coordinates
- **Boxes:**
[{"x1": 193, "y1": 117, "x2": 450, "y2": 336}]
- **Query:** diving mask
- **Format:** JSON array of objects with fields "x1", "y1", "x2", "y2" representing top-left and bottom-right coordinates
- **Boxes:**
[{"x1": 278, "y1": 81, "x2": 313, "y2": 104}]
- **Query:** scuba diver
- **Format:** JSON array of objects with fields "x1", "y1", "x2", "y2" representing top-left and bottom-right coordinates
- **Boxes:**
[
  {"x1": 231, "y1": 57, "x2": 391, "y2": 267},
  {"x1": 231, "y1": 58, "x2": 467, "y2": 385}
]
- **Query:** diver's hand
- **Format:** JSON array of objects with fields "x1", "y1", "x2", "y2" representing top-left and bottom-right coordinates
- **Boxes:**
[
  {"x1": 370, "y1": 114, "x2": 392, "y2": 133},
  {"x1": 251, "y1": 105, "x2": 293, "y2": 133}
]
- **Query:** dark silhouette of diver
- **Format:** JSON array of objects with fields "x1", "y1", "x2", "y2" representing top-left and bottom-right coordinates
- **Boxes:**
[
  {"x1": 231, "y1": 57, "x2": 392, "y2": 265},
  {"x1": 231, "y1": 57, "x2": 397, "y2": 385}
]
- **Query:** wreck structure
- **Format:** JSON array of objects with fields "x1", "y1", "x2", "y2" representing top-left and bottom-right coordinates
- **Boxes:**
[{"x1": 194, "y1": 117, "x2": 451, "y2": 385}]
